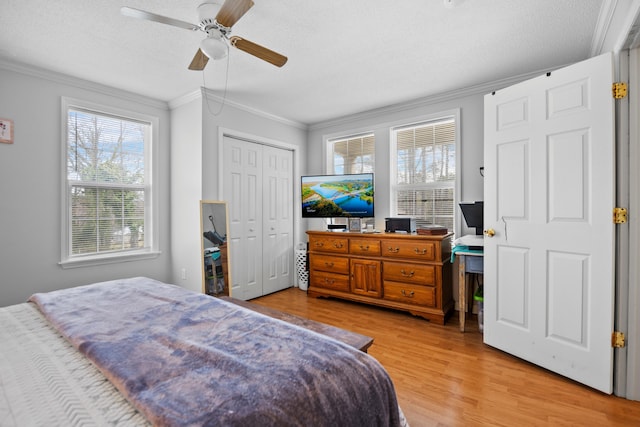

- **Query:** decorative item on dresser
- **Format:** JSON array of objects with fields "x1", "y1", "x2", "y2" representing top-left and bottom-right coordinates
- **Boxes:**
[{"x1": 307, "y1": 230, "x2": 454, "y2": 324}]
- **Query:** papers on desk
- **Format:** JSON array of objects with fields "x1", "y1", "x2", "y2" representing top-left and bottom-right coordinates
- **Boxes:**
[{"x1": 454, "y1": 234, "x2": 484, "y2": 248}]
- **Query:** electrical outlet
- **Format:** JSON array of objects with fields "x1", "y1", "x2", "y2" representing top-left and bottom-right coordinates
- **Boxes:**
[{"x1": 181, "y1": 268, "x2": 186, "y2": 280}]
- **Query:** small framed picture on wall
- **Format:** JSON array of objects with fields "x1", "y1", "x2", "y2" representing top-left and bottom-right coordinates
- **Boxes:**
[
  {"x1": 0, "y1": 118, "x2": 14, "y2": 144},
  {"x1": 348, "y1": 217, "x2": 362, "y2": 232}
]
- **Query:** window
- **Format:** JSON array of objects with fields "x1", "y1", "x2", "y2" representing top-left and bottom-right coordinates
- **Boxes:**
[
  {"x1": 328, "y1": 133, "x2": 375, "y2": 174},
  {"x1": 61, "y1": 98, "x2": 158, "y2": 267},
  {"x1": 325, "y1": 133, "x2": 375, "y2": 227},
  {"x1": 392, "y1": 115, "x2": 457, "y2": 231}
]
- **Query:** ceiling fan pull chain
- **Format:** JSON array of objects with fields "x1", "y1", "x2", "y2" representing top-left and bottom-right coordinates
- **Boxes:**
[{"x1": 203, "y1": 53, "x2": 231, "y2": 116}]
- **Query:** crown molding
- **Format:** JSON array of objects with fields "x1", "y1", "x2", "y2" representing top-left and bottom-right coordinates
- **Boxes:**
[
  {"x1": 0, "y1": 58, "x2": 169, "y2": 110},
  {"x1": 168, "y1": 89, "x2": 202, "y2": 110},
  {"x1": 169, "y1": 87, "x2": 308, "y2": 131},
  {"x1": 591, "y1": 0, "x2": 618, "y2": 55},
  {"x1": 591, "y1": 0, "x2": 640, "y2": 53}
]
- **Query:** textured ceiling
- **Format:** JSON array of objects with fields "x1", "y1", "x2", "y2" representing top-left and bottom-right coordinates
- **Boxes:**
[{"x1": 0, "y1": 0, "x2": 604, "y2": 125}]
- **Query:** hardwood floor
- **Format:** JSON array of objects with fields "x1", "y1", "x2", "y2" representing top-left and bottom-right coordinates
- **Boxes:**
[{"x1": 252, "y1": 287, "x2": 640, "y2": 427}]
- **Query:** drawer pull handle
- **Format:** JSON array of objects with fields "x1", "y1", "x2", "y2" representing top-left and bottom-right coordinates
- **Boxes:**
[
  {"x1": 315, "y1": 242, "x2": 324, "y2": 247},
  {"x1": 333, "y1": 242, "x2": 344, "y2": 249},
  {"x1": 401, "y1": 289, "x2": 415, "y2": 298},
  {"x1": 323, "y1": 278, "x2": 335, "y2": 285},
  {"x1": 414, "y1": 248, "x2": 427, "y2": 255},
  {"x1": 359, "y1": 245, "x2": 369, "y2": 251},
  {"x1": 324, "y1": 262, "x2": 334, "y2": 267},
  {"x1": 400, "y1": 269, "x2": 415, "y2": 278},
  {"x1": 387, "y1": 247, "x2": 400, "y2": 253}
]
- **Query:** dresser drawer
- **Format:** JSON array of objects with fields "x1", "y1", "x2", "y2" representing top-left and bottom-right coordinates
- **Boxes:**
[
  {"x1": 349, "y1": 238, "x2": 381, "y2": 256},
  {"x1": 310, "y1": 254, "x2": 349, "y2": 274},
  {"x1": 383, "y1": 281, "x2": 436, "y2": 307},
  {"x1": 381, "y1": 240, "x2": 436, "y2": 261},
  {"x1": 310, "y1": 271, "x2": 350, "y2": 292},
  {"x1": 309, "y1": 235, "x2": 349, "y2": 254},
  {"x1": 383, "y1": 262, "x2": 436, "y2": 285}
]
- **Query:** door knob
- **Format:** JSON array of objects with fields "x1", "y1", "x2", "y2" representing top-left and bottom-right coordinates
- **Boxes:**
[{"x1": 484, "y1": 228, "x2": 496, "y2": 237}]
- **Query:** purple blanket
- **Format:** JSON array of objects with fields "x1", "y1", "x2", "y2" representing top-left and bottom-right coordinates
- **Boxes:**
[{"x1": 29, "y1": 277, "x2": 401, "y2": 427}]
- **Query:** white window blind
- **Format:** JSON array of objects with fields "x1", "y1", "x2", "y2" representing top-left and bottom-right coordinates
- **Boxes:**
[
  {"x1": 393, "y1": 118, "x2": 456, "y2": 231},
  {"x1": 65, "y1": 106, "x2": 150, "y2": 259},
  {"x1": 330, "y1": 133, "x2": 375, "y2": 174}
]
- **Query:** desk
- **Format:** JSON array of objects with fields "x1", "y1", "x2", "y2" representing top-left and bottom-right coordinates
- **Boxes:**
[{"x1": 454, "y1": 248, "x2": 483, "y2": 332}]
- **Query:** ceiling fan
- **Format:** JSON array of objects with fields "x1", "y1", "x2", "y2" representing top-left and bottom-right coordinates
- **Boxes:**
[{"x1": 121, "y1": 0, "x2": 287, "y2": 70}]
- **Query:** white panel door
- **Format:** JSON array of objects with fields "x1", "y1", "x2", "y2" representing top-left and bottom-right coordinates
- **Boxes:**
[
  {"x1": 484, "y1": 52, "x2": 615, "y2": 393},
  {"x1": 223, "y1": 136, "x2": 263, "y2": 300},
  {"x1": 262, "y1": 145, "x2": 294, "y2": 294}
]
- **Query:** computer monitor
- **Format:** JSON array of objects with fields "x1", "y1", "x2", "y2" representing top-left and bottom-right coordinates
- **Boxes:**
[{"x1": 459, "y1": 201, "x2": 484, "y2": 235}]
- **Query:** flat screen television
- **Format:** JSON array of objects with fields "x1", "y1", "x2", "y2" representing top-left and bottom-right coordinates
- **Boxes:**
[{"x1": 301, "y1": 173, "x2": 374, "y2": 218}]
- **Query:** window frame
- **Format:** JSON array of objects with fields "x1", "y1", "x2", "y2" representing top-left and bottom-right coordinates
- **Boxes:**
[
  {"x1": 389, "y1": 109, "x2": 462, "y2": 234},
  {"x1": 59, "y1": 97, "x2": 160, "y2": 268},
  {"x1": 325, "y1": 132, "x2": 376, "y2": 174}
]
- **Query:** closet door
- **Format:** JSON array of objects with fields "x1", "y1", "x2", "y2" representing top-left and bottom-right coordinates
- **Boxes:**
[
  {"x1": 222, "y1": 135, "x2": 294, "y2": 300},
  {"x1": 223, "y1": 136, "x2": 263, "y2": 300},
  {"x1": 262, "y1": 145, "x2": 294, "y2": 294}
]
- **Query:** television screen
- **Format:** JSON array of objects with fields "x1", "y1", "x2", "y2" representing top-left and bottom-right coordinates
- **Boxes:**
[{"x1": 301, "y1": 173, "x2": 374, "y2": 218}]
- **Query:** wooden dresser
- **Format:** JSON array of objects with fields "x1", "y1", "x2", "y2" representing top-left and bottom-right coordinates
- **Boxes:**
[{"x1": 306, "y1": 230, "x2": 454, "y2": 324}]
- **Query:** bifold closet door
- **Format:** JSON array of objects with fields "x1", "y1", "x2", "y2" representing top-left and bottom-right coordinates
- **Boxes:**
[
  {"x1": 223, "y1": 136, "x2": 263, "y2": 300},
  {"x1": 222, "y1": 136, "x2": 294, "y2": 300},
  {"x1": 262, "y1": 144, "x2": 294, "y2": 295}
]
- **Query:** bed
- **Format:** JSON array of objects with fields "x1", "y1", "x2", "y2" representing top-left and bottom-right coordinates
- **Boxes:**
[{"x1": 0, "y1": 277, "x2": 407, "y2": 426}]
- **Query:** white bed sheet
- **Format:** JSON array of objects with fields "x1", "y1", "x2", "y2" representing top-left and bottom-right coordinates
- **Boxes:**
[{"x1": 0, "y1": 302, "x2": 150, "y2": 426}]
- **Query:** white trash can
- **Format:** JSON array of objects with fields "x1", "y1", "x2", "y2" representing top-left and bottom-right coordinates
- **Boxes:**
[{"x1": 295, "y1": 243, "x2": 309, "y2": 291}]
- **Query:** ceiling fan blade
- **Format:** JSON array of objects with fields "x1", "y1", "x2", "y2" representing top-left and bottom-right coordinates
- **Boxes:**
[
  {"x1": 229, "y1": 36, "x2": 287, "y2": 67},
  {"x1": 188, "y1": 49, "x2": 210, "y2": 70},
  {"x1": 215, "y1": 0, "x2": 254, "y2": 28},
  {"x1": 121, "y1": 6, "x2": 199, "y2": 31}
]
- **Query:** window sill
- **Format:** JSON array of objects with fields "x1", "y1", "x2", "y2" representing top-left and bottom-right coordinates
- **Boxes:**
[{"x1": 59, "y1": 250, "x2": 161, "y2": 269}]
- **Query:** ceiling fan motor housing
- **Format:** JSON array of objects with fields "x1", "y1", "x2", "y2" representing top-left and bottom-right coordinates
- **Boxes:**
[
  {"x1": 198, "y1": 2, "x2": 227, "y2": 33},
  {"x1": 197, "y1": 1, "x2": 230, "y2": 60}
]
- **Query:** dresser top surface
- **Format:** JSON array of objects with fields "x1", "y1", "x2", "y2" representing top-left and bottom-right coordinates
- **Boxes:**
[{"x1": 307, "y1": 230, "x2": 453, "y2": 241}]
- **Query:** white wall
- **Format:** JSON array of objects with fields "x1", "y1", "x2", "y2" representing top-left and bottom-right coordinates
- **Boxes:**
[
  {"x1": 169, "y1": 90, "x2": 307, "y2": 293},
  {"x1": 169, "y1": 95, "x2": 204, "y2": 294},
  {"x1": 0, "y1": 64, "x2": 172, "y2": 307}
]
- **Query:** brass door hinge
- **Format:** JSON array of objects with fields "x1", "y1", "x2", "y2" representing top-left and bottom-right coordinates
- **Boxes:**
[
  {"x1": 612, "y1": 331, "x2": 626, "y2": 348},
  {"x1": 614, "y1": 207, "x2": 627, "y2": 224},
  {"x1": 613, "y1": 82, "x2": 628, "y2": 99}
]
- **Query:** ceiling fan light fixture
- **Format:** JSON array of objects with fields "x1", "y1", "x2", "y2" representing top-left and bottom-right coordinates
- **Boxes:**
[{"x1": 200, "y1": 35, "x2": 228, "y2": 60}]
